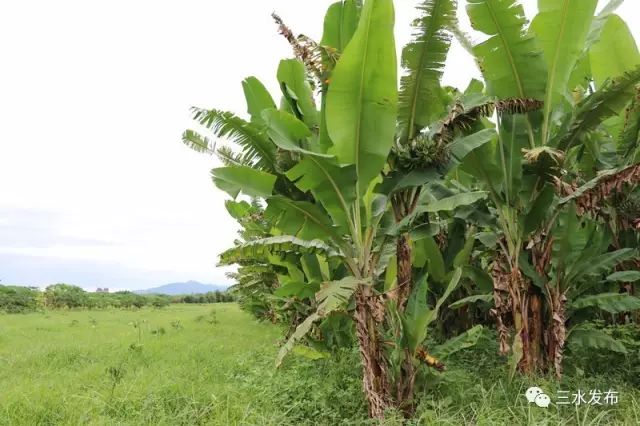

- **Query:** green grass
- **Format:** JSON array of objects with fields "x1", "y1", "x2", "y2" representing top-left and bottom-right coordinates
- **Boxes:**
[
  {"x1": 409, "y1": 329, "x2": 640, "y2": 425},
  {"x1": 1, "y1": 304, "x2": 639, "y2": 425},
  {"x1": 0, "y1": 304, "x2": 283, "y2": 425}
]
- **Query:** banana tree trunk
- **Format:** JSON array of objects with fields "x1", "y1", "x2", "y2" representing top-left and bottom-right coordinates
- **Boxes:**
[
  {"x1": 528, "y1": 292, "x2": 544, "y2": 371},
  {"x1": 509, "y1": 270, "x2": 532, "y2": 373},
  {"x1": 354, "y1": 287, "x2": 390, "y2": 418},
  {"x1": 546, "y1": 287, "x2": 566, "y2": 378},
  {"x1": 358, "y1": 192, "x2": 419, "y2": 418},
  {"x1": 491, "y1": 261, "x2": 545, "y2": 374},
  {"x1": 395, "y1": 349, "x2": 417, "y2": 418},
  {"x1": 354, "y1": 250, "x2": 418, "y2": 419},
  {"x1": 394, "y1": 232, "x2": 419, "y2": 416},
  {"x1": 394, "y1": 233, "x2": 413, "y2": 307},
  {"x1": 513, "y1": 274, "x2": 547, "y2": 374},
  {"x1": 490, "y1": 260, "x2": 512, "y2": 355}
]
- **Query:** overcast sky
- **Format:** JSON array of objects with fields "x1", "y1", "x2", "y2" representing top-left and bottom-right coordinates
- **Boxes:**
[{"x1": 1, "y1": 1, "x2": 638, "y2": 290}]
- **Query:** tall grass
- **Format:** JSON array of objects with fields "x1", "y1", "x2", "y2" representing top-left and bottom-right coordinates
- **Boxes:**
[{"x1": 0, "y1": 304, "x2": 638, "y2": 425}]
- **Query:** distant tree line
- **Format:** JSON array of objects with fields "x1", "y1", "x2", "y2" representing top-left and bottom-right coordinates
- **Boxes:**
[
  {"x1": 173, "y1": 291, "x2": 234, "y2": 304},
  {"x1": 0, "y1": 284, "x2": 235, "y2": 313}
]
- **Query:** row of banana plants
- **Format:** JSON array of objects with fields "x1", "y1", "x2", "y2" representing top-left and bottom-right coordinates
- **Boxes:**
[{"x1": 183, "y1": 0, "x2": 640, "y2": 419}]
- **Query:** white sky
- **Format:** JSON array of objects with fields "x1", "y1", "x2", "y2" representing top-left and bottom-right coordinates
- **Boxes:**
[{"x1": 1, "y1": 1, "x2": 639, "y2": 290}]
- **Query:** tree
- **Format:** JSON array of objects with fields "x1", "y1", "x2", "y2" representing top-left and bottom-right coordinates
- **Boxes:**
[
  {"x1": 151, "y1": 295, "x2": 171, "y2": 308},
  {"x1": 44, "y1": 284, "x2": 88, "y2": 309},
  {"x1": 452, "y1": 0, "x2": 640, "y2": 376},
  {"x1": 0, "y1": 285, "x2": 39, "y2": 313},
  {"x1": 185, "y1": 0, "x2": 485, "y2": 417},
  {"x1": 183, "y1": 0, "x2": 640, "y2": 418}
]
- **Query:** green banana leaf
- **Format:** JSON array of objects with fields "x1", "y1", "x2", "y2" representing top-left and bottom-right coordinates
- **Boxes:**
[
  {"x1": 432, "y1": 325, "x2": 484, "y2": 359},
  {"x1": 424, "y1": 192, "x2": 488, "y2": 213},
  {"x1": 277, "y1": 59, "x2": 319, "y2": 128},
  {"x1": 567, "y1": 327, "x2": 627, "y2": 354},
  {"x1": 321, "y1": 0, "x2": 361, "y2": 55},
  {"x1": 326, "y1": 0, "x2": 398, "y2": 194},
  {"x1": 242, "y1": 76, "x2": 277, "y2": 125},
  {"x1": 285, "y1": 157, "x2": 358, "y2": 234},
  {"x1": 449, "y1": 294, "x2": 493, "y2": 310},
  {"x1": 276, "y1": 276, "x2": 364, "y2": 367},
  {"x1": 607, "y1": 271, "x2": 640, "y2": 283},
  {"x1": 398, "y1": 0, "x2": 456, "y2": 142},
  {"x1": 211, "y1": 166, "x2": 276, "y2": 199},
  {"x1": 448, "y1": 129, "x2": 497, "y2": 165},
  {"x1": 571, "y1": 293, "x2": 640, "y2": 314},
  {"x1": 402, "y1": 273, "x2": 431, "y2": 353},
  {"x1": 265, "y1": 196, "x2": 344, "y2": 245},
  {"x1": 467, "y1": 0, "x2": 546, "y2": 100},
  {"x1": 590, "y1": 15, "x2": 640, "y2": 89},
  {"x1": 554, "y1": 66, "x2": 640, "y2": 151},
  {"x1": 219, "y1": 236, "x2": 340, "y2": 266},
  {"x1": 530, "y1": 0, "x2": 597, "y2": 141},
  {"x1": 262, "y1": 109, "x2": 330, "y2": 157},
  {"x1": 319, "y1": 0, "x2": 362, "y2": 151}
]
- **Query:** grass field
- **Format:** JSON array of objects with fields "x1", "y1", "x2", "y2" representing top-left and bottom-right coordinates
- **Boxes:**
[{"x1": 1, "y1": 304, "x2": 639, "y2": 425}]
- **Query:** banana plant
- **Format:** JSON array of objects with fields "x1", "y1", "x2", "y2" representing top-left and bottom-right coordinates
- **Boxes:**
[
  {"x1": 222, "y1": 200, "x2": 314, "y2": 327},
  {"x1": 534, "y1": 205, "x2": 640, "y2": 375},
  {"x1": 184, "y1": 0, "x2": 494, "y2": 418},
  {"x1": 209, "y1": 0, "x2": 399, "y2": 418},
  {"x1": 381, "y1": 0, "x2": 457, "y2": 325},
  {"x1": 455, "y1": 0, "x2": 640, "y2": 377}
]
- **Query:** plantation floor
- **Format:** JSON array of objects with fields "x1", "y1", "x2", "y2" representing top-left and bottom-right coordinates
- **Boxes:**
[{"x1": 1, "y1": 304, "x2": 639, "y2": 425}]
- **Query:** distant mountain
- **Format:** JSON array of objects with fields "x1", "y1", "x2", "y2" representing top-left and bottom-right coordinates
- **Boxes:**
[{"x1": 136, "y1": 281, "x2": 227, "y2": 295}]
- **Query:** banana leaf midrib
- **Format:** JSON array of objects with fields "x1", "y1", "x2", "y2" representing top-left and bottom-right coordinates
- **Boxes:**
[{"x1": 353, "y1": 5, "x2": 374, "y2": 183}]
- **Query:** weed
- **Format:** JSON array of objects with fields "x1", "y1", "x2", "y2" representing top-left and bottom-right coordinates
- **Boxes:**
[
  {"x1": 207, "y1": 309, "x2": 219, "y2": 325},
  {"x1": 129, "y1": 319, "x2": 147, "y2": 344},
  {"x1": 151, "y1": 327, "x2": 166, "y2": 336},
  {"x1": 129, "y1": 342, "x2": 143, "y2": 353},
  {"x1": 106, "y1": 364, "x2": 126, "y2": 400}
]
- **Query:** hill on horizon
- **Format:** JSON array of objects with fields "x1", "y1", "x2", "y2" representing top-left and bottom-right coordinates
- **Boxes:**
[{"x1": 135, "y1": 280, "x2": 228, "y2": 295}]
